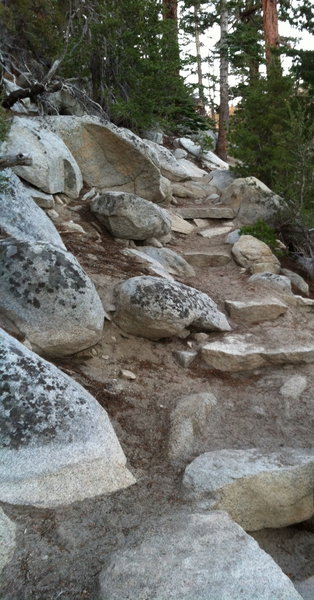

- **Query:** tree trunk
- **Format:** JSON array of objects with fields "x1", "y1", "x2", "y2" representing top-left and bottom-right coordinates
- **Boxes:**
[
  {"x1": 162, "y1": 0, "x2": 177, "y2": 20},
  {"x1": 262, "y1": 0, "x2": 279, "y2": 65},
  {"x1": 194, "y1": 2, "x2": 206, "y2": 116},
  {"x1": 216, "y1": 0, "x2": 229, "y2": 162}
]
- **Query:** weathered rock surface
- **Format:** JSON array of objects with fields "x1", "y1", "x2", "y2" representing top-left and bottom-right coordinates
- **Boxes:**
[
  {"x1": 113, "y1": 276, "x2": 231, "y2": 339},
  {"x1": 178, "y1": 137, "x2": 229, "y2": 169},
  {"x1": 179, "y1": 206, "x2": 234, "y2": 219},
  {"x1": 280, "y1": 375, "x2": 308, "y2": 400},
  {"x1": 198, "y1": 225, "x2": 233, "y2": 239},
  {"x1": 0, "y1": 329, "x2": 135, "y2": 507},
  {"x1": 0, "y1": 239, "x2": 105, "y2": 357},
  {"x1": 46, "y1": 116, "x2": 171, "y2": 204},
  {"x1": 208, "y1": 169, "x2": 236, "y2": 190},
  {"x1": 221, "y1": 176, "x2": 282, "y2": 225},
  {"x1": 232, "y1": 235, "x2": 280, "y2": 274},
  {"x1": 184, "y1": 250, "x2": 231, "y2": 267},
  {"x1": 0, "y1": 170, "x2": 66, "y2": 249},
  {"x1": 169, "y1": 211, "x2": 195, "y2": 234},
  {"x1": 4, "y1": 117, "x2": 83, "y2": 198},
  {"x1": 201, "y1": 333, "x2": 314, "y2": 372},
  {"x1": 225, "y1": 298, "x2": 288, "y2": 323},
  {"x1": 183, "y1": 448, "x2": 314, "y2": 530},
  {"x1": 281, "y1": 268, "x2": 309, "y2": 296},
  {"x1": 90, "y1": 192, "x2": 171, "y2": 241},
  {"x1": 295, "y1": 576, "x2": 314, "y2": 600},
  {"x1": 176, "y1": 158, "x2": 208, "y2": 179},
  {"x1": 0, "y1": 508, "x2": 16, "y2": 574},
  {"x1": 249, "y1": 272, "x2": 292, "y2": 293},
  {"x1": 139, "y1": 246, "x2": 195, "y2": 278},
  {"x1": 98, "y1": 511, "x2": 303, "y2": 600},
  {"x1": 168, "y1": 392, "x2": 217, "y2": 467},
  {"x1": 143, "y1": 139, "x2": 190, "y2": 182}
]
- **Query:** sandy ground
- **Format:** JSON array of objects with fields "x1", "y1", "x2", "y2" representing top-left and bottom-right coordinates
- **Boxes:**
[{"x1": 1, "y1": 193, "x2": 314, "y2": 600}]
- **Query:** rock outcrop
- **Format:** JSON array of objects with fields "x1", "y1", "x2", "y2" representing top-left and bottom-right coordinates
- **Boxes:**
[
  {"x1": 0, "y1": 508, "x2": 16, "y2": 574},
  {"x1": 0, "y1": 329, "x2": 135, "y2": 507},
  {"x1": 221, "y1": 176, "x2": 282, "y2": 226}
]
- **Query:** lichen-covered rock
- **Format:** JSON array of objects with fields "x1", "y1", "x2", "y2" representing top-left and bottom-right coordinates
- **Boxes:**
[
  {"x1": 232, "y1": 235, "x2": 280, "y2": 274},
  {"x1": 45, "y1": 115, "x2": 171, "y2": 204},
  {"x1": 0, "y1": 329, "x2": 135, "y2": 507},
  {"x1": 113, "y1": 276, "x2": 231, "y2": 339},
  {"x1": 90, "y1": 192, "x2": 171, "y2": 241},
  {"x1": 0, "y1": 508, "x2": 16, "y2": 573},
  {"x1": 98, "y1": 511, "x2": 303, "y2": 600},
  {"x1": 183, "y1": 448, "x2": 314, "y2": 530},
  {"x1": 0, "y1": 239, "x2": 105, "y2": 356},
  {"x1": 4, "y1": 117, "x2": 83, "y2": 198},
  {"x1": 249, "y1": 272, "x2": 292, "y2": 293},
  {"x1": 140, "y1": 246, "x2": 195, "y2": 278},
  {"x1": 0, "y1": 170, "x2": 65, "y2": 248}
]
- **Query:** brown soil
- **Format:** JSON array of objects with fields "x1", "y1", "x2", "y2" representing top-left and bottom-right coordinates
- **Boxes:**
[{"x1": 2, "y1": 193, "x2": 314, "y2": 600}]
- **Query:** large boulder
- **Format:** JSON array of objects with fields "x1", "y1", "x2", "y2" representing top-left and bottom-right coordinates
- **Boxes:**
[
  {"x1": 232, "y1": 234, "x2": 280, "y2": 274},
  {"x1": 0, "y1": 239, "x2": 105, "y2": 357},
  {"x1": 183, "y1": 448, "x2": 314, "y2": 530},
  {"x1": 0, "y1": 508, "x2": 16, "y2": 574},
  {"x1": 139, "y1": 246, "x2": 195, "y2": 278},
  {"x1": 0, "y1": 329, "x2": 135, "y2": 507},
  {"x1": 45, "y1": 116, "x2": 171, "y2": 204},
  {"x1": 208, "y1": 169, "x2": 236, "y2": 191},
  {"x1": 90, "y1": 192, "x2": 171, "y2": 241},
  {"x1": 143, "y1": 140, "x2": 190, "y2": 182},
  {"x1": 221, "y1": 176, "x2": 282, "y2": 226},
  {"x1": 98, "y1": 511, "x2": 303, "y2": 600},
  {"x1": 0, "y1": 170, "x2": 65, "y2": 248},
  {"x1": 112, "y1": 276, "x2": 231, "y2": 339},
  {"x1": 4, "y1": 117, "x2": 83, "y2": 198}
]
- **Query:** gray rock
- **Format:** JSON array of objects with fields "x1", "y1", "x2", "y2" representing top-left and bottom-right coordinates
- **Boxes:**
[
  {"x1": 179, "y1": 206, "x2": 234, "y2": 219},
  {"x1": 4, "y1": 117, "x2": 83, "y2": 198},
  {"x1": 176, "y1": 158, "x2": 208, "y2": 179},
  {"x1": 184, "y1": 250, "x2": 231, "y2": 267},
  {"x1": 46, "y1": 116, "x2": 171, "y2": 204},
  {"x1": 0, "y1": 329, "x2": 135, "y2": 507},
  {"x1": 0, "y1": 170, "x2": 65, "y2": 249},
  {"x1": 294, "y1": 576, "x2": 314, "y2": 600},
  {"x1": 0, "y1": 239, "x2": 105, "y2": 357},
  {"x1": 221, "y1": 176, "x2": 283, "y2": 226},
  {"x1": 279, "y1": 375, "x2": 308, "y2": 400},
  {"x1": 201, "y1": 333, "x2": 314, "y2": 372},
  {"x1": 232, "y1": 235, "x2": 280, "y2": 274},
  {"x1": 249, "y1": 272, "x2": 292, "y2": 293},
  {"x1": 143, "y1": 140, "x2": 190, "y2": 182},
  {"x1": 225, "y1": 298, "x2": 288, "y2": 323},
  {"x1": 208, "y1": 169, "x2": 237, "y2": 191},
  {"x1": 183, "y1": 448, "x2": 314, "y2": 530},
  {"x1": 173, "y1": 148, "x2": 188, "y2": 160},
  {"x1": 113, "y1": 276, "x2": 231, "y2": 339},
  {"x1": 173, "y1": 349, "x2": 198, "y2": 368},
  {"x1": 0, "y1": 508, "x2": 16, "y2": 573},
  {"x1": 140, "y1": 246, "x2": 195, "y2": 278},
  {"x1": 123, "y1": 249, "x2": 174, "y2": 280},
  {"x1": 98, "y1": 511, "x2": 303, "y2": 600},
  {"x1": 226, "y1": 228, "x2": 241, "y2": 244},
  {"x1": 24, "y1": 185, "x2": 55, "y2": 209},
  {"x1": 168, "y1": 392, "x2": 217, "y2": 467},
  {"x1": 90, "y1": 192, "x2": 171, "y2": 241},
  {"x1": 281, "y1": 268, "x2": 309, "y2": 296}
]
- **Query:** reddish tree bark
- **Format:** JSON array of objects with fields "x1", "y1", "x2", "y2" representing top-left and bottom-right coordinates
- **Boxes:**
[
  {"x1": 262, "y1": 0, "x2": 279, "y2": 65},
  {"x1": 216, "y1": 0, "x2": 229, "y2": 162},
  {"x1": 162, "y1": 0, "x2": 177, "y2": 20}
]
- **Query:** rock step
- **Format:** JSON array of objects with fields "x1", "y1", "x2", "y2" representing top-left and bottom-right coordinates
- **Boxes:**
[
  {"x1": 178, "y1": 206, "x2": 234, "y2": 219},
  {"x1": 225, "y1": 298, "x2": 288, "y2": 323},
  {"x1": 182, "y1": 448, "x2": 314, "y2": 531},
  {"x1": 183, "y1": 250, "x2": 231, "y2": 267},
  {"x1": 201, "y1": 333, "x2": 314, "y2": 372}
]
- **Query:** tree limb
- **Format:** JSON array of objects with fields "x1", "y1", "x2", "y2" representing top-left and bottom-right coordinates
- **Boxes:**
[
  {"x1": 0, "y1": 153, "x2": 33, "y2": 170},
  {"x1": 2, "y1": 81, "x2": 62, "y2": 109}
]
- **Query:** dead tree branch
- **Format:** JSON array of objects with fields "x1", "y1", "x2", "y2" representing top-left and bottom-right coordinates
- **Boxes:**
[{"x1": 0, "y1": 153, "x2": 32, "y2": 169}]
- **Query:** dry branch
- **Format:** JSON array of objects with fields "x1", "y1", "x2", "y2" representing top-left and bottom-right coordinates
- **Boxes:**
[{"x1": 0, "y1": 153, "x2": 32, "y2": 170}]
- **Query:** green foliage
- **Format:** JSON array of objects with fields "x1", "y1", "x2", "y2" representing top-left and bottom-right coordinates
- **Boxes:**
[
  {"x1": 239, "y1": 220, "x2": 283, "y2": 255},
  {"x1": 0, "y1": 106, "x2": 9, "y2": 144}
]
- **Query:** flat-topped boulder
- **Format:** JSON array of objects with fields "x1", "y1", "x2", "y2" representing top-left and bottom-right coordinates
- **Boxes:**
[
  {"x1": 184, "y1": 250, "x2": 231, "y2": 267},
  {"x1": 98, "y1": 511, "x2": 303, "y2": 600},
  {"x1": 281, "y1": 268, "x2": 309, "y2": 296},
  {"x1": 232, "y1": 235, "x2": 280, "y2": 274},
  {"x1": 178, "y1": 206, "x2": 234, "y2": 219},
  {"x1": 90, "y1": 192, "x2": 171, "y2": 241},
  {"x1": 113, "y1": 276, "x2": 231, "y2": 339},
  {"x1": 225, "y1": 298, "x2": 288, "y2": 323},
  {"x1": 249, "y1": 272, "x2": 292, "y2": 293},
  {"x1": 198, "y1": 225, "x2": 233, "y2": 238},
  {"x1": 169, "y1": 211, "x2": 195, "y2": 234},
  {"x1": 183, "y1": 448, "x2": 314, "y2": 530},
  {"x1": 138, "y1": 246, "x2": 195, "y2": 278},
  {"x1": 4, "y1": 116, "x2": 82, "y2": 198},
  {"x1": 0, "y1": 239, "x2": 105, "y2": 357},
  {"x1": 0, "y1": 330, "x2": 135, "y2": 507},
  {"x1": 46, "y1": 115, "x2": 171, "y2": 204},
  {"x1": 201, "y1": 333, "x2": 314, "y2": 372},
  {"x1": 0, "y1": 170, "x2": 65, "y2": 249}
]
